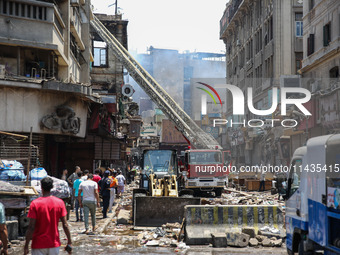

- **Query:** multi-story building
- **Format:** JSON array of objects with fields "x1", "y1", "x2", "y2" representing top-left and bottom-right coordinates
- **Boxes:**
[
  {"x1": 89, "y1": 13, "x2": 141, "y2": 172},
  {"x1": 132, "y1": 48, "x2": 226, "y2": 116},
  {"x1": 0, "y1": 0, "x2": 96, "y2": 175},
  {"x1": 293, "y1": 0, "x2": 340, "y2": 152},
  {"x1": 220, "y1": 0, "x2": 303, "y2": 166},
  {"x1": 130, "y1": 47, "x2": 226, "y2": 148}
]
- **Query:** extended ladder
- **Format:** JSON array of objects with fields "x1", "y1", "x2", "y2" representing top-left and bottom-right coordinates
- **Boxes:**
[{"x1": 91, "y1": 16, "x2": 221, "y2": 149}]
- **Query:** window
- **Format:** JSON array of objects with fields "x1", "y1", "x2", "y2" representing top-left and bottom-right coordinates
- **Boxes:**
[
  {"x1": 309, "y1": 0, "x2": 315, "y2": 11},
  {"x1": 307, "y1": 34, "x2": 315, "y2": 56},
  {"x1": 93, "y1": 41, "x2": 107, "y2": 67},
  {"x1": 295, "y1": 13, "x2": 303, "y2": 37},
  {"x1": 323, "y1": 23, "x2": 331, "y2": 47},
  {"x1": 295, "y1": 53, "x2": 303, "y2": 74},
  {"x1": 329, "y1": 66, "x2": 339, "y2": 78},
  {"x1": 287, "y1": 159, "x2": 302, "y2": 199}
]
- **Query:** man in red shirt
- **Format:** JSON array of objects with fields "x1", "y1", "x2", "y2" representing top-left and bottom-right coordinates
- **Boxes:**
[
  {"x1": 24, "y1": 177, "x2": 72, "y2": 255},
  {"x1": 92, "y1": 169, "x2": 102, "y2": 184}
]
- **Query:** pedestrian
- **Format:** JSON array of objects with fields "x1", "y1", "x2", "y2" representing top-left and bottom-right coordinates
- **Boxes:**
[
  {"x1": 108, "y1": 170, "x2": 118, "y2": 213},
  {"x1": 81, "y1": 170, "x2": 89, "y2": 181},
  {"x1": 259, "y1": 169, "x2": 266, "y2": 192},
  {"x1": 73, "y1": 171, "x2": 83, "y2": 222},
  {"x1": 93, "y1": 169, "x2": 102, "y2": 184},
  {"x1": 78, "y1": 174, "x2": 100, "y2": 234},
  {"x1": 116, "y1": 169, "x2": 126, "y2": 198},
  {"x1": 67, "y1": 166, "x2": 81, "y2": 210},
  {"x1": 61, "y1": 169, "x2": 68, "y2": 181},
  {"x1": 24, "y1": 177, "x2": 72, "y2": 255},
  {"x1": 67, "y1": 166, "x2": 81, "y2": 186},
  {"x1": 99, "y1": 170, "x2": 111, "y2": 219},
  {"x1": 0, "y1": 202, "x2": 8, "y2": 255}
]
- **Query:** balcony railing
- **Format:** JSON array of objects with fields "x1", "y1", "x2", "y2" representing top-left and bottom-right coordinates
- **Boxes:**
[
  {"x1": 0, "y1": 0, "x2": 51, "y2": 21},
  {"x1": 220, "y1": 0, "x2": 243, "y2": 37}
]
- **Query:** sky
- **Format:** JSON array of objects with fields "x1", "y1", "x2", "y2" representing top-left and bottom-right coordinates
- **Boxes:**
[{"x1": 91, "y1": 0, "x2": 228, "y2": 54}]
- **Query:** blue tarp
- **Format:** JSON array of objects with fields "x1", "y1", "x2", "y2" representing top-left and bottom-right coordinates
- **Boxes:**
[
  {"x1": 30, "y1": 167, "x2": 48, "y2": 181},
  {"x1": 0, "y1": 160, "x2": 26, "y2": 181}
]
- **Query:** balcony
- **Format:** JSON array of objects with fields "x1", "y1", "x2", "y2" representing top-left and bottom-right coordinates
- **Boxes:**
[
  {"x1": 70, "y1": 7, "x2": 85, "y2": 50},
  {"x1": 220, "y1": 0, "x2": 243, "y2": 38},
  {"x1": 0, "y1": 0, "x2": 67, "y2": 64}
]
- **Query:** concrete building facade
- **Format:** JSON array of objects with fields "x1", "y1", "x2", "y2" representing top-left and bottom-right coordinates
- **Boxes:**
[
  {"x1": 0, "y1": 0, "x2": 96, "y2": 176},
  {"x1": 89, "y1": 13, "x2": 141, "y2": 172},
  {"x1": 289, "y1": 0, "x2": 340, "y2": 153},
  {"x1": 220, "y1": 0, "x2": 303, "y2": 166}
]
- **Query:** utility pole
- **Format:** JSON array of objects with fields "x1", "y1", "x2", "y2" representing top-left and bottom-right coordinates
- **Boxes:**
[{"x1": 115, "y1": 0, "x2": 118, "y2": 15}]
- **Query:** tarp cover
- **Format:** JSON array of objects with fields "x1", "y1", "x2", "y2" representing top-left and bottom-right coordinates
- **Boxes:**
[
  {"x1": 30, "y1": 167, "x2": 48, "y2": 181},
  {"x1": 31, "y1": 176, "x2": 70, "y2": 199}
]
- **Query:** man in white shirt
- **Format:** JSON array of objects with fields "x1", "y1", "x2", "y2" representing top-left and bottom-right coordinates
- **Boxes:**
[
  {"x1": 81, "y1": 169, "x2": 89, "y2": 180},
  {"x1": 78, "y1": 174, "x2": 100, "y2": 234},
  {"x1": 116, "y1": 169, "x2": 126, "y2": 198}
]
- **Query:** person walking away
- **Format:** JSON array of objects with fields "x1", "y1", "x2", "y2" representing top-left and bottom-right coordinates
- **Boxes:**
[
  {"x1": 99, "y1": 170, "x2": 111, "y2": 218},
  {"x1": 78, "y1": 174, "x2": 100, "y2": 234},
  {"x1": 93, "y1": 169, "x2": 101, "y2": 184},
  {"x1": 0, "y1": 202, "x2": 8, "y2": 255},
  {"x1": 116, "y1": 169, "x2": 126, "y2": 198},
  {"x1": 73, "y1": 171, "x2": 83, "y2": 222},
  {"x1": 108, "y1": 171, "x2": 118, "y2": 213},
  {"x1": 24, "y1": 177, "x2": 72, "y2": 255},
  {"x1": 61, "y1": 169, "x2": 68, "y2": 181},
  {"x1": 67, "y1": 166, "x2": 81, "y2": 210},
  {"x1": 81, "y1": 170, "x2": 89, "y2": 181},
  {"x1": 259, "y1": 169, "x2": 266, "y2": 192}
]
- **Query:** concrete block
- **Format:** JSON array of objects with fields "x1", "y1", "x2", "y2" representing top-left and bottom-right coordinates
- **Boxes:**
[
  {"x1": 184, "y1": 204, "x2": 284, "y2": 246},
  {"x1": 273, "y1": 238, "x2": 282, "y2": 247},
  {"x1": 226, "y1": 232, "x2": 249, "y2": 247},
  {"x1": 242, "y1": 227, "x2": 256, "y2": 238},
  {"x1": 117, "y1": 209, "x2": 130, "y2": 224},
  {"x1": 262, "y1": 238, "x2": 274, "y2": 247},
  {"x1": 249, "y1": 238, "x2": 259, "y2": 247},
  {"x1": 6, "y1": 220, "x2": 18, "y2": 241},
  {"x1": 255, "y1": 235, "x2": 266, "y2": 242},
  {"x1": 211, "y1": 233, "x2": 227, "y2": 248}
]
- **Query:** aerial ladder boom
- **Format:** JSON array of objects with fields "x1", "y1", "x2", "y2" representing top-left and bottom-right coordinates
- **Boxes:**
[{"x1": 91, "y1": 17, "x2": 221, "y2": 149}]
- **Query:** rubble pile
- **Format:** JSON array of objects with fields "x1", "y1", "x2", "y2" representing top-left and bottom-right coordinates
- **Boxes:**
[
  {"x1": 137, "y1": 222, "x2": 189, "y2": 251},
  {"x1": 223, "y1": 227, "x2": 285, "y2": 248},
  {"x1": 201, "y1": 188, "x2": 285, "y2": 207}
]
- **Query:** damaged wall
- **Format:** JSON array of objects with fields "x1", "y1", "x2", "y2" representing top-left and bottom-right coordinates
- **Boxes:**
[{"x1": 0, "y1": 87, "x2": 88, "y2": 137}]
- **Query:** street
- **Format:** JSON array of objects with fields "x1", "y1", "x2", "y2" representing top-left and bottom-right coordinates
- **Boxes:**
[{"x1": 7, "y1": 181, "x2": 286, "y2": 255}]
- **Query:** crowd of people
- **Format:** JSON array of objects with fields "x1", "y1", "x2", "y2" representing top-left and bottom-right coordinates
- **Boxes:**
[{"x1": 20, "y1": 166, "x2": 127, "y2": 254}]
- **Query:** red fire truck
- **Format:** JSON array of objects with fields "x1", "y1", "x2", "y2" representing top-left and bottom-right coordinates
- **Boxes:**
[{"x1": 181, "y1": 148, "x2": 231, "y2": 197}]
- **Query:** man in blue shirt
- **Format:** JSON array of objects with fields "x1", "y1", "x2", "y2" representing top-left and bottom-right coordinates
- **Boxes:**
[{"x1": 73, "y1": 171, "x2": 83, "y2": 222}]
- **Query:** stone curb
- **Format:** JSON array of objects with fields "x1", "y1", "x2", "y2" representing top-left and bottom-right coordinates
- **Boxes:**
[{"x1": 97, "y1": 199, "x2": 120, "y2": 234}]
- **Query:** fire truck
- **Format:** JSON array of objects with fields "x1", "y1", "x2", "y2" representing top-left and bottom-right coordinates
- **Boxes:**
[{"x1": 182, "y1": 149, "x2": 231, "y2": 197}]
